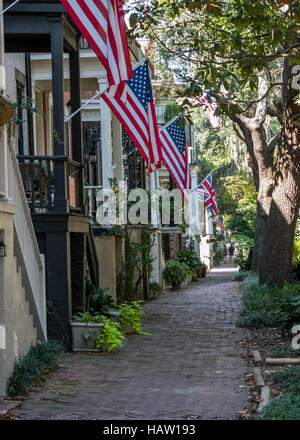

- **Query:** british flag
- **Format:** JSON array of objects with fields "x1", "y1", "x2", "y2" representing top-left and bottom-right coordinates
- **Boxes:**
[
  {"x1": 196, "y1": 173, "x2": 218, "y2": 216},
  {"x1": 101, "y1": 58, "x2": 162, "y2": 171}
]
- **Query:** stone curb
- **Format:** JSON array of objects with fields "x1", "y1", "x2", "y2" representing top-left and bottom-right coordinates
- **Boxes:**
[
  {"x1": 257, "y1": 386, "x2": 270, "y2": 413},
  {"x1": 251, "y1": 349, "x2": 262, "y2": 365},
  {"x1": 253, "y1": 367, "x2": 265, "y2": 389},
  {"x1": 265, "y1": 357, "x2": 300, "y2": 365},
  {"x1": 250, "y1": 350, "x2": 271, "y2": 414}
]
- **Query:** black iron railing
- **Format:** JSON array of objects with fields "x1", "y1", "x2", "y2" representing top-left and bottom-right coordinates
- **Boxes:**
[{"x1": 17, "y1": 155, "x2": 83, "y2": 213}]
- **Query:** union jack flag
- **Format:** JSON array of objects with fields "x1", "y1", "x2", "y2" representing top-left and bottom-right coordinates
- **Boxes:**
[
  {"x1": 196, "y1": 91, "x2": 221, "y2": 128},
  {"x1": 60, "y1": 0, "x2": 133, "y2": 88},
  {"x1": 101, "y1": 58, "x2": 162, "y2": 171},
  {"x1": 196, "y1": 173, "x2": 218, "y2": 216},
  {"x1": 160, "y1": 115, "x2": 191, "y2": 200}
]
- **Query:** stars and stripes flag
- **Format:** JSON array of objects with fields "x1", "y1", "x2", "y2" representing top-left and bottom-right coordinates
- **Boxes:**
[
  {"x1": 159, "y1": 115, "x2": 191, "y2": 200},
  {"x1": 196, "y1": 91, "x2": 221, "y2": 128},
  {"x1": 101, "y1": 58, "x2": 162, "y2": 171},
  {"x1": 215, "y1": 215, "x2": 225, "y2": 234},
  {"x1": 196, "y1": 173, "x2": 218, "y2": 216},
  {"x1": 60, "y1": 0, "x2": 133, "y2": 88}
]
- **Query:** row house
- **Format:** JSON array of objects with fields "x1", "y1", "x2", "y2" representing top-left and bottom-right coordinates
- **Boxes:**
[
  {"x1": 2, "y1": 0, "x2": 98, "y2": 357},
  {"x1": 0, "y1": 0, "x2": 215, "y2": 396},
  {"x1": 0, "y1": 0, "x2": 161, "y2": 366},
  {"x1": 0, "y1": 0, "x2": 47, "y2": 396},
  {"x1": 153, "y1": 80, "x2": 215, "y2": 270}
]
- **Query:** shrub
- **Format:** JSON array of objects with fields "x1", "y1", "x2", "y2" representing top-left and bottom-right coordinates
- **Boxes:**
[
  {"x1": 257, "y1": 393, "x2": 300, "y2": 420},
  {"x1": 96, "y1": 318, "x2": 125, "y2": 352},
  {"x1": 213, "y1": 242, "x2": 223, "y2": 266},
  {"x1": 238, "y1": 276, "x2": 300, "y2": 330},
  {"x1": 270, "y1": 345, "x2": 300, "y2": 358},
  {"x1": 86, "y1": 284, "x2": 115, "y2": 317},
  {"x1": 275, "y1": 283, "x2": 300, "y2": 333},
  {"x1": 232, "y1": 271, "x2": 250, "y2": 281},
  {"x1": 176, "y1": 250, "x2": 200, "y2": 272},
  {"x1": 7, "y1": 340, "x2": 64, "y2": 397},
  {"x1": 162, "y1": 260, "x2": 187, "y2": 288},
  {"x1": 237, "y1": 274, "x2": 280, "y2": 328},
  {"x1": 270, "y1": 366, "x2": 300, "y2": 394}
]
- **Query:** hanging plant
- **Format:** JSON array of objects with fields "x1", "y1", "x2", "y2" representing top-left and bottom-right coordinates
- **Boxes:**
[{"x1": 0, "y1": 94, "x2": 14, "y2": 127}]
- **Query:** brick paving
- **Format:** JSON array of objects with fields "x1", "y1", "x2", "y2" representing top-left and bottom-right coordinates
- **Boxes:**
[{"x1": 12, "y1": 265, "x2": 250, "y2": 420}]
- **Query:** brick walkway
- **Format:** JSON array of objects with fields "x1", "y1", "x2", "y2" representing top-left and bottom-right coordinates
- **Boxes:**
[{"x1": 12, "y1": 265, "x2": 250, "y2": 420}]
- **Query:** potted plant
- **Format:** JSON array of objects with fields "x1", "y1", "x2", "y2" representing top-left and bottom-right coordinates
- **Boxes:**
[
  {"x1": 70, "y1": 285, "x2": 119, "y2": 351},
  {"x1": 162, "y1": 260, "x2": 187, "y2": 290},
  {"x1": 0, "y1": 94, "x2": 14, "y2": 127},
  {"x1": 201, "y1": 263, "x2": 208, "y2": 278},
  {"x1": 87, "y1": 285, "x2": 120, "y2": 320},
  {"x1": 70, "y1": 312, "x2": 105, "y2": 352}
]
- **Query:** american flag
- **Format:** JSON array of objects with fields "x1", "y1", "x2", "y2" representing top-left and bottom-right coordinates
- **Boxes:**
[
  {"x1": 60, "y1": 0, "x2": 133, "y2": 87},
  {"x1": 196, "y1": 91, "x2": 221, "y2": 128},
  {"x1": 160, "y1": 115, "x2": 191, "y2": 199},
  {"x1": 215, "y1": 215, "x2": 225, "y2": 234},
  {"x1": 101, "y1": 58, "x2": 162, "y2": 171},
  {"x1": 196, "y1": 173, "x2": 218, "y2": 216}
]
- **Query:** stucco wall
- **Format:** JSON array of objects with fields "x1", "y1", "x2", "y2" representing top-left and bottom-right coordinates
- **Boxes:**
[
  {"x1": 0, "y1": 202, "x2": 37, "y2": 396},
  {"x1": 94, "y1": 235, "x2": 117, "y2": 303}
]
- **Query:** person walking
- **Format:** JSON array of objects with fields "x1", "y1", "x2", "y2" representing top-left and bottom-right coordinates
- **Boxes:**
[
  {"x1": 229, "y1": 242, "x2": 235, "y2": 263},
  {"x1": 223, "y1": 244, "x2": 228, "y2": 263}
]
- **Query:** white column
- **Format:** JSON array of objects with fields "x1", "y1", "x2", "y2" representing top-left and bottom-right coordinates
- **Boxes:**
[
  {"x1": 191, "y1": 172, "x2": 200, "y2": 254},
  {"x1": 111, "y1": 114, "x2": 123, "y2": 181},
  {"x1": 204, "y1": 207, "x2": 215, "y2": 237},
  {"x1": 0, "y1": 2, "x2": 8, "y2": 200},
  {"x1": 98, "y1": 78, "x2": 112, "y2": 189},
  {"x1": 191, "y1": 173, "x2": 198, "y2": 227},
  {"x1": 150, "y1": 170, "x2": 161, "y2": 286},
  {"x1": 150, "y1": 171, "x2": 160, "y2": 227}
]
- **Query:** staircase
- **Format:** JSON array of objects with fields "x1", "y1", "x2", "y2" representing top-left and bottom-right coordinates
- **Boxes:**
[{"x1": 7, "y1": 141, "x2": 47, "y2": 341}]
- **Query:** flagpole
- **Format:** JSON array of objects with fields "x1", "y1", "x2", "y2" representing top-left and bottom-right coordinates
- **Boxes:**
[
  {"x1": 64, "y1": 57, "x2": 150, "y2": 123},
  {"x1": 64, "y1": 85, "x2": 108, "y2": 122},
  {"x1": 0, "y1": 0, "x2": 20, "y2": 16}
]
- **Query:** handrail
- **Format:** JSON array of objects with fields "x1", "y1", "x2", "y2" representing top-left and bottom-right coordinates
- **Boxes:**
[
  {"x1": 8, "y1": 142, "x2": 47, "y2": 338},
  {"x1": 10, "y1": 151, "x2": 43, "y2": 269}
]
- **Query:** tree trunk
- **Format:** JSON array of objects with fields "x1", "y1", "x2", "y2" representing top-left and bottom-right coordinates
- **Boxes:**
[
  {"x1": 232, "y1": 117, "x2": 274, "y2": 274},
  {"x1": 259, "y1": 171, "x2": 300, "y2": 286},
  {"x1": 259, "y1": 58, "x2": 300, "y2": 286},
  {"x1": 250, "y1": 127, "x2": 275, "y2": 273}
]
